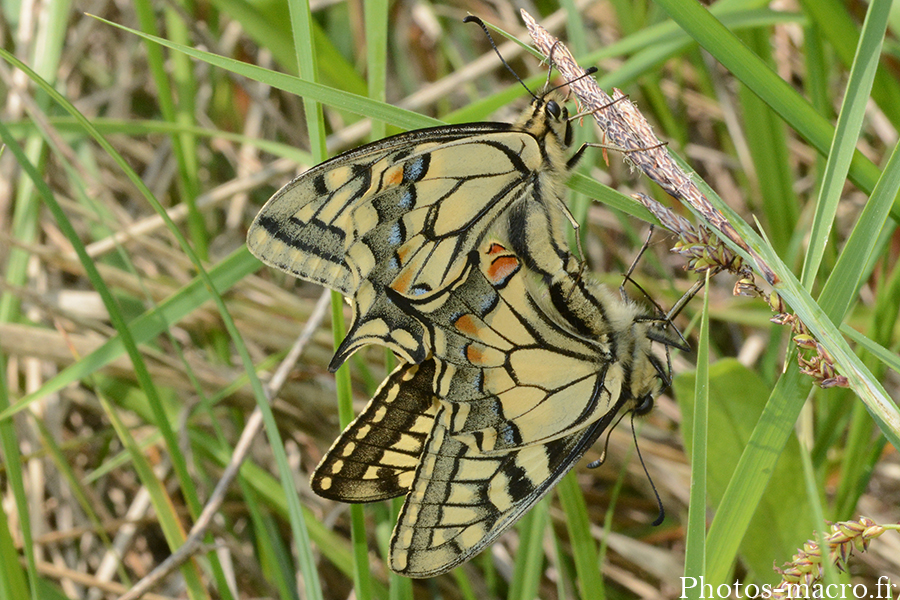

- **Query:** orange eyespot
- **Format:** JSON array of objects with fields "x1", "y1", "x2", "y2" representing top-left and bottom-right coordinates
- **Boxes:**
[
  {"x1": 486, "y1": 255, "x2": 519, "y2": 284},
  {"x1": 391, "y1": 268, "x2": 414, "y2": 294},
  {"x1": 386, "y1": 166, "x2": 404, "y2": 185},
  {"x1": 453, "y1": 314, "x2": 479, "y2": 335},
  {"x1": 465, "y1": 344, "x2": 485, "y2": 364}
]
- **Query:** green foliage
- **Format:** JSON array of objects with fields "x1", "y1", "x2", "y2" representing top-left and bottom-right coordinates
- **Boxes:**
[{"x1": 1, "y1": 0, "x2": 897, "y2": 598}]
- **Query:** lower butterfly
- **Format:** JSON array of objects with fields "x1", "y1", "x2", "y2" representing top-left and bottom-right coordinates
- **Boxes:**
[{"x1": 311, "y1": 240, "x2": 682, "y2": 577}]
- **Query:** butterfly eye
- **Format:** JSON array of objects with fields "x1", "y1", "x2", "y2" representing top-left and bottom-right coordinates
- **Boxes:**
[{"x1": 545, "y1": 99, "x2": 561, "y2": 119}]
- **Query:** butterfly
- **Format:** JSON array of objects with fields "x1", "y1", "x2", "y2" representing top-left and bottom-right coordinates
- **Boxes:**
[
  {"x1": 246, "y1": 88, "x2": 585, "y2": 372},
  {"x1": 311, "y1": 240, "x2": 680, "y2": 577}
]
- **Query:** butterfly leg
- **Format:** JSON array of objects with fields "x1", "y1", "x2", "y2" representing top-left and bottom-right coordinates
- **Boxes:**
[
  {"x1": 551, "y1": 195, "x2": 591, "y2": 300},
  {"x1": 619, "y1": 225, "x2": 655, "y2": 301},
  {"x1": 566, "y1": 138, "x2": 669, "y2": 171}
]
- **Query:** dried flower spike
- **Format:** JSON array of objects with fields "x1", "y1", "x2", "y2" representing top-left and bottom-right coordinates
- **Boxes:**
[
  {"x1": 771, "y1": 517, "x2": 897, "y2": 598},
  {"x1": 634, "y1": 192, "x2": 753, "y2": 282}
]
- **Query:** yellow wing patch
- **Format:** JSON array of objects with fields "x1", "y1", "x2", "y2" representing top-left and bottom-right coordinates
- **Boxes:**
[
  {"x1": 388, "y1": 405, "x2": 621, "y2": 577},
  {"x1": 392, "y1": 244, "x2": 616, "y2": 451}
]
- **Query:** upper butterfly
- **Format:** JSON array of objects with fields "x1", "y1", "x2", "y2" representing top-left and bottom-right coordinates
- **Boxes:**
[{"x1": 246, "y1": 85, "x2": 586, "y2": 371}]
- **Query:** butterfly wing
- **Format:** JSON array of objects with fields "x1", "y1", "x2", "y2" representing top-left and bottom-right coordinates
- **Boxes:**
[
  {"x1": 311, "y1": 359, "x2": 439, "y2": 502},
  {"x1": 389, "y1": 383, "x2": 629, "y2": 577},
  {"x1": 247, "y1": 123, "x2": 568, "y2": 368},
  {"x1": 392, "y1": 242, "x2": 626, "y2": 454}
]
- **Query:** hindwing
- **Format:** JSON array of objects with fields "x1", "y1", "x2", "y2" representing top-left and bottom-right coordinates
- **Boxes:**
[
  {"x1": 311, "y1": 360, "x2": 438, "y2": 502},
  {"x1": 388, "y1": 397, "x2": 626, "y2": 577},
  {"x1": 310, "y1": 239, "x2": 670, "y2": 577},
  {"x1": 247, "y1": 95, "x2": 575, "y2": 370}
]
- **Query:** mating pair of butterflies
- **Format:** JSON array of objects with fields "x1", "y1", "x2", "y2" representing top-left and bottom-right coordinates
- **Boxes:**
[{"x1": 247, "y1": 78, "x2": 682, "y2": 576}]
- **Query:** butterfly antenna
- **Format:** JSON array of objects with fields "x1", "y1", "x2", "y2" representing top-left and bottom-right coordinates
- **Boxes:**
[
  {"x1": 547, "y1": 66, "x2": 599, "y2": 97},
  {"x1": 630, "y1": 275, "x2": 691, "y2": 353},
  {"x1": 644, "y1": 276, "x2": 706, "y2": 353},
  {"x1": 631, "y1": 411, "x2": 665, "y2": 526},
  {"x1": 463, "y1": 16, "x2": 537, "y2": 100},
  {"x1": 623, "y1": 225, "x2": 710, "y2": 325},
  {"x1": 647, "y1": 275, "x2": 707, "y2": 371},
  {"x1": 588, "y1": 406, "x2": 666, "y2": 526},
  {"x1": 619, "y1": 225, "x2": 693, "y2": 352},
  {"x1": 543, "y1": 37, "x2": 602, "y2": 95}
]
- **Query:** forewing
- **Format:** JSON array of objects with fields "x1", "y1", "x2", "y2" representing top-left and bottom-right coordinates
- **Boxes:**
[
  {"x1": 248, "y1": 126, "x2": 552, "y2": 367},
  {"x1": 388, "y1": 400, "x2": 625, "y2": 577},
  {"x1": 311, "y1": 360, "x2": 438, "y2": 502},
  {"x1": 392, "y1": 242, "x2": 620, "y2": 453}
]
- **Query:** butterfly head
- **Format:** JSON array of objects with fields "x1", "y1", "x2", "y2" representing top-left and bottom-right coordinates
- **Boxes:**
[
  {"x1": 540, "y1": 93, "x2": 574, "y2": 148},
  {"x1": 516, "y1": 90, "x2": 574, "y2": 164},
  {"x1": 621, "y1": 316, "x2": 686, "y2": 415}
]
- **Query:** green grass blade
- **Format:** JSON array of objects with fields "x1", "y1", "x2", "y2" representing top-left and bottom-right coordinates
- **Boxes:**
[
  {"x1": 683, "y1": 278, "x2": 710, "y2": 590},
  {"x1": 700, "y1": 361, "x2": 810, "y2": 584},
  {"x1": 737, "y1": 30, "x2": 798, "y2": 258},
  {"x1": 509, "y1": 501, "x2": 549, "y2": 600},
  {"x1": 842, "y1": 326, "x2": 900, "y2": 376},
  {"x1": 0, "y1": 358, "x2": 36, "y2": 600},
  {"x1": 1, "y1": 248, "x2": 259, "y2": 421},
  {"x1": 0, "y1": 115, "x2": 210, "y2": 600},
  {"x1": 664, "y1": 147, "x2": 900, "y2": 447},
  {"x1": 0, "y1": 33, "x2": 326, "y2": 600},
  {"x1": 818, "y1": 139, "x2": 900, "y2": 321},
  {"x1": 191, "y1": 428, "x2": 391, "y2": 598},
  {"x1": 0, "y1": 463, "x2": 31, "y2": 599},
  {"x1": 801, "y1": 0, "x2": 891, "y2": 288},
  {"x1": 798, "y1": 0, "x2": 900, "y2": 128},
  {"x1": 365, "y1": 0, "x2": 389, "y2": 141},
  {"x1": 557, "y1": 472, "x2": 604, "y2": 600},
  {"x1": 92, "y1": 15, "x2": 441, "y2": 130}
]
